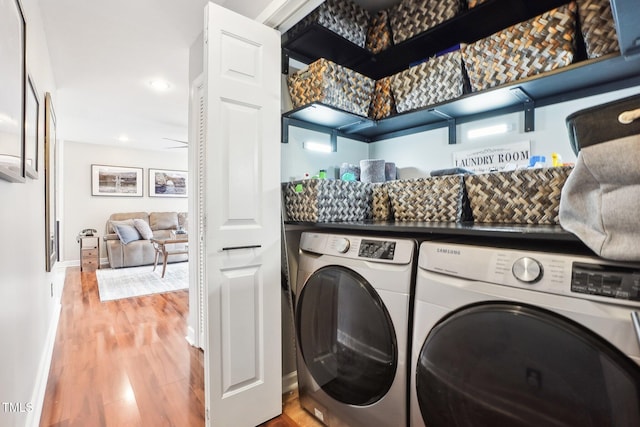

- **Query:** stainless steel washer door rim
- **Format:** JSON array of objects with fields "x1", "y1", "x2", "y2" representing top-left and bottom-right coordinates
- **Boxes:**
[
  {"x1": 296, "y1": 265, "x2": 398, "y2": 406},
  {"x1": 415, "y1": 301, "x2": 640, "y2": 427}
]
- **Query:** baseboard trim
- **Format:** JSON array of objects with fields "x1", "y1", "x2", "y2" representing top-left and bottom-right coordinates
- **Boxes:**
[
  {"x1": 282, "y1": 371, "x2": 298, "y2": 394},
  {"x1": 25, "y1": 299, "x2": 62, "y2": 427},
  {"x1": 185, "y1": 327, "x2": 197, "y2": 347}
]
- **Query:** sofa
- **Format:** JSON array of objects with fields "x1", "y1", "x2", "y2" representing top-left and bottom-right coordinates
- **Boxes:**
[{"x1": 104, "y1": 211, "x2": 188, "y2": 268}]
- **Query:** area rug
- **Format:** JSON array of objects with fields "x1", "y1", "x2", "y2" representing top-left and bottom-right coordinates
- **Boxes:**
[{"x1": 96, "y1": 262, "x2": 188, "y2": 301}]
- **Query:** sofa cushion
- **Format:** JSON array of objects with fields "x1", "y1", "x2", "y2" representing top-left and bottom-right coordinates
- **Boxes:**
[
  {"x1": 149, "y1": 212, "x2": 179, "y2": 231},
  {"x1": 106, "y1": 212, "x2": 149, "y2": 234},
  {"x1": 133, "y1": 218, "x2": 154, "y2": 240},
  {"x1": 113, "y1": 222, "x2": 141, "y2": 244}
]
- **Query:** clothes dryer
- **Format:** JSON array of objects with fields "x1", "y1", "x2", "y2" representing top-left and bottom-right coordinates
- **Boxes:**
[
  {"x1": 410, "y1": 240, "x2": 640, "y2": 427},
  {"x1": 295, "y1": 232, "x2": 416, "y2": 427}
]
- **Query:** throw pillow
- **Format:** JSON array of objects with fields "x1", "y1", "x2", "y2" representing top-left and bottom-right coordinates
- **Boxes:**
[
  {"x1": 109, "y1": 218, "x2": 135, "y2": 233},
  {"x1": 113, "y1": 223, "x2": 141, "y2": 245},
  {"x1": 133, "y1": 218, "x2": 154, "y2": 240}
]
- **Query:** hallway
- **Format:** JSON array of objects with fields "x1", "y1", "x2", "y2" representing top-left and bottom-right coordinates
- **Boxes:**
[{"x1": 39, "y1": 267, "x2": 205, "y2": 426}]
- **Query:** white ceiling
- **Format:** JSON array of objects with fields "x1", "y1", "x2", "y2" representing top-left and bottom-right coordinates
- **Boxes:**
[{"x1": 38, "y1": 0, "x2": 396, "y2": 151}]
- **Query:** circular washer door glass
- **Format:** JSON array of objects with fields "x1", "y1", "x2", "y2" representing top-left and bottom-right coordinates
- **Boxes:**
[
  {"x1": 296, "y1": 266, "x2": 397, "y2": 406},
  {"x1": 416, "y1": 302, "x2": 640, "y2": 427}
]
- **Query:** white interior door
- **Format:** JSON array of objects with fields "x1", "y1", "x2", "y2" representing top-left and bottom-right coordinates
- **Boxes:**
[{"x1": 203, "y1": 3, "x2": 282, "y2": 426}]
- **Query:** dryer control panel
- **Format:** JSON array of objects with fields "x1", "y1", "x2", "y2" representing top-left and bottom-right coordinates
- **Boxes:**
[
  {"x1": 571, "y1": 262, "x2": 640, "y2": 302},
  {"x1": 419, "y1": 241, "x2": 640, "y2": 307}
]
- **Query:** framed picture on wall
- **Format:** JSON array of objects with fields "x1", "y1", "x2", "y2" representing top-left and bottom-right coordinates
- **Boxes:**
[
  {"x1": 0, "y1": 0, "x2": 26, "y2": 183},
  {"x1": 91, "y1": 164, "x2": 143, "y2": 197},
  {"x1": 25, "y1": 75, "x2": 40, "y2": 179},
  {"x1": 149, "y1": 168, "x2": 187, "y2": 197},
  {"x1": 44, "y1": 93, "x2": 58, "y2": 271}
]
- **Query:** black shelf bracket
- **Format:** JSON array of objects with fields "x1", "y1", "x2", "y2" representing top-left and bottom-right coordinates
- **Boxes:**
[
  {"x1": 281, "y1": 115, "x2": 369, "y2": 149},
  {"x1": 282, "y1": 50, "x2": 290, "y2": 75},
  {"x1": 510, "y1": 87, "x2": 535, "y2": 132},
  {"x1": 428, "y1": 108, "x2": 457, "y2": 144}
]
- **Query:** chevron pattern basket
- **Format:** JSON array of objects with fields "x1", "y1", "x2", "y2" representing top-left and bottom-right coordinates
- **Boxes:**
[
  {"x1": 287, "y1": 58, "x2": 375, "y2": 117},
  {"x1": 462, "y1": 2, "x2": 577, "y2": 92},
  {"x1": 390, "y1": 50, "x2": 464, "y2": 113},
  {"x1": 389, "y1": 0, "x2": 465, "y2": 44},
  {"x1": 465, "y1": 167, "x2": 574, "y2": 224},
  {"x1": 286, "y1": 0, "x2": 370, "y2": 48},
  {"x1": 387, "y1": 175, "x2": 472, "y2": 222},
  {"x1": 283, "y1": 180, "x2": 373, "y2": 222},
  {"x1": 373, "y1": 183, "x2": 393, "y2": 220},
  {"x1": 367, "y1": 10, "x2": 393, "y2": 54},
  {"x1": 577, "y1": 0, "x2": 619, "y2": 58},
  {"x1": 369, "y1": 77, "x2": 396, "y2": 120}
]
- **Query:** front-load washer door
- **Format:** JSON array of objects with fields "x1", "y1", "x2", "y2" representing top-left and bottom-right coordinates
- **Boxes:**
[
  {"x1": 416, "y1": 302, "x2": 640, "y2": 427},
  {"x1": 296, "y1": 266, "x2": 397, "y2": 406}
]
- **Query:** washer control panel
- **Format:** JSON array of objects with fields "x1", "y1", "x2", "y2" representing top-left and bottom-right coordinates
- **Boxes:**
[
  {"x1": 299, "y1": 232, "x2": 413, "y2": 265},
  {"x1": 358, "y1": 239, "x2": 396, "y2": 260},
  {"x1": 571, "y1": 262, "x2": 640, "y2": 302}
]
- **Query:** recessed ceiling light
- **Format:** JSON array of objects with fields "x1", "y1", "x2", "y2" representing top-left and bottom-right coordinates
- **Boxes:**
[
  {"x1": 149, "y1": 79, "x2": 171, "y2": 91},
  {"x1": 118, "y1": 135, "x2": 129, "y2": 142}
]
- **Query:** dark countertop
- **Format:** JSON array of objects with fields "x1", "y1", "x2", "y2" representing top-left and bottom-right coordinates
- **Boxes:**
[{"x1": 284, "y1": 220, "x2": 594, "y2": 254}]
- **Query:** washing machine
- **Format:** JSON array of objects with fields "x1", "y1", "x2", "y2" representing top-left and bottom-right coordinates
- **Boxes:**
[
  {"x1": 410, "y1": 240, "x2": 640, "y2": 427},
  {"x1": 295, "y1": 232, "x2": 417, "y2": 427}
]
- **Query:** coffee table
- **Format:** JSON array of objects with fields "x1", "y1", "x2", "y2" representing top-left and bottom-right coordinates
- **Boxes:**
[{"x1": 151, "y1": 236, "x2": 188, "y2": 278}]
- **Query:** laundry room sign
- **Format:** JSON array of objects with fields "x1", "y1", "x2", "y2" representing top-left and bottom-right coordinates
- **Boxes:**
[{"x1": 453, "y1": 141, "x2": 531, "y2": 173}]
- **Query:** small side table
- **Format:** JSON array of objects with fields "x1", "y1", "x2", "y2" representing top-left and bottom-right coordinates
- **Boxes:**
[
  {"x1": 79, "y1": 236, "x2": 100, "y2": 272},
  {"x1": 151, "y1": 237, "x2": 188, "y2": 278}
]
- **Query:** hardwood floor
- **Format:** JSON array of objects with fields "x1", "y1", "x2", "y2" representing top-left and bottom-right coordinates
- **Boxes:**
[
  {"x1": 40, "y1": 267, "x2": 205, "y2": 426},
  {"x1": 39, "y1": 266, "x2": 322, "y2": 427}
]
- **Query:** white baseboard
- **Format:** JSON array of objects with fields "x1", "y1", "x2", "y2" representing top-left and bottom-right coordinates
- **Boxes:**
[
  {"x1": 185, "y1": 326, "x2": 197, "y2": 347},
  {"x1": 282, "y1": 371, "x2": 298, "y2": 394},
  {"x1": 25, "y1": 299, "x2": 62, "y2": 427}
]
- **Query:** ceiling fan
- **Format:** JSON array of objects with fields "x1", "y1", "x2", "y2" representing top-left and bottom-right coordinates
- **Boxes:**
[{"x1": 163, "y1": 137, "x2": 188, "y2": 149}]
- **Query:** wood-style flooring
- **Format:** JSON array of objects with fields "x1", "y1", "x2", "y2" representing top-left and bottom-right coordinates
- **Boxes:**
[{"x1": 39, "y1": 266, "x2": 322, "y2": 427}]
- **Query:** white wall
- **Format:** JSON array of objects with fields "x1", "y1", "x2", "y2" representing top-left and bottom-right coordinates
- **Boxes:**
[
  {"x1": 0, "y1": 1, "x2": 63, "y2": 426},
  {"x1": 281, "y1": 126, "x2": 369, "y2": 181},
  {"x1": 281, "y1": 86, "x2": 640, "y2": 180},
  {"x1": 61, "y1": 141, "x2": 188, "y2": 263},
  {"x1": 369, "y1": 85, "x2": 640, "y2": 178}
]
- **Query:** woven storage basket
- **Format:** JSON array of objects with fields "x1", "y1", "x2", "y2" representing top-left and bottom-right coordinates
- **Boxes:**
[
  {"x1": 389, "y1": 0, "x2": 465, "y2": 44},
  {"x1": 367, "y1": 10, "x2": 393, "y2": 54},
  {"x1": 283, "y1": 180, "x2": 373, "y2": 222},
  {"x1": 373, "y1": 183, "x2": 393, "y2": 220},
  {"x1": 465, "y1": 167, "x2": 573, "y2": 224},
  {"x1": 462, "y1": 2, "x2": 577, "y2": 92},
  {"x1": 387, "y1": 175, "x2": 472, "y2": 222},
  {"x1": 577, "y1": 0, "x2": 619, "y2": 58},
  {"x1": 287, "y1": 58, "x2": 375, "y2": 117},
  {"x1": 285, "y1": 0, "x2": 370, "y2": 48},
  {"x1": 390, "y1": 50, "x2": 464, "y2": 113},
  {"x1": 369, "y1": 77, "x2": 396, "y2": 120}
]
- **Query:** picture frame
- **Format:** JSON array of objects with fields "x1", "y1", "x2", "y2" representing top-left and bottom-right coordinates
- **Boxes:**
[
  {"x1": 91, "y1": 164, "x2": 143, "y2": 197},
  {"x1": 0, "y1": 0, "x2": 26, "y2": 183},
  {"x1": 44, "y1": 92, "x2": 57, "y2": 272},
  {"x1": 25, "y1": 74, "x2": 39, "y2": 179},
  {"x1": 149, "y1": 168, "x2": 188, "y2": 198}
]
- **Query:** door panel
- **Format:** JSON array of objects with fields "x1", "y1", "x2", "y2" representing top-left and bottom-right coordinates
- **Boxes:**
[
  {"x1": 221, "y1": 100, "x2": 260, "y2": 223},
  {"x1": 204, "y1": 3, "x2": 281, "y2": 426},
  {"x1": 221, "y1": 265, "x2": 260, "y2": 395}
]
